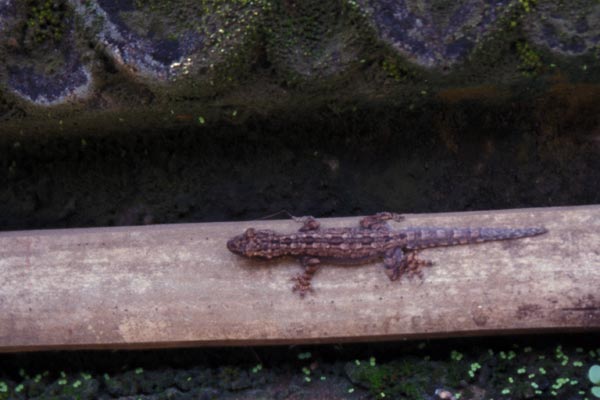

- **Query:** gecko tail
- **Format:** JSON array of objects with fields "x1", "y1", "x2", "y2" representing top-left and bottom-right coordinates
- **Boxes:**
[
  {"x1": 471, "y1": 226, "x2": 547, "y2": 242},
  {"x1": 408, "y1": 226, "x2": 547, "y2": 248}
]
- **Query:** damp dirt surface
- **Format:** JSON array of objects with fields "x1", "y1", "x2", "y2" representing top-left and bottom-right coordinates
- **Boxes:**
[{"x1": 0, "y1": 100, "x2": 599, "y2": 231}]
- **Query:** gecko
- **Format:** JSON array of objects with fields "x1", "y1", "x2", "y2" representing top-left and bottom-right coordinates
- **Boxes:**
[{"x1": 226, "y1": 212, "x2": 547, "y2": 296}]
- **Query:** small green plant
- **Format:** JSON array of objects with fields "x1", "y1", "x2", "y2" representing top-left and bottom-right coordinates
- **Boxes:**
[
  {"x1": 516, "y1": 41, "x2": 543, "y2": 75},
  {"x1": 589, "y1": 365, "x2": 600, "y2": 398},
  {"x1": 251, "y1": 363, "x2": 262, "y2": 374},
  {"x1": 450, "y1": 350, "x2": 463, "y2": 362}
]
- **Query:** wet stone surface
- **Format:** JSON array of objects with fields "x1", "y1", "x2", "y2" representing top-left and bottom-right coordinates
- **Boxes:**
[
  {"x1": 7, "y1": 50, "x2": 91, "y2": 105},
  {"x1": 526, "y1": 0, "x2": 600, "y2": 56},
  {"x1": 74, "y1": 0, "x2": 200, "y2": 81},
  {"x1": 0, "y1": 0, "x2": 92, "y2": 105},
  {"x1": 0, "y1": 0, "x2": 268, "y2": 106},
  {"x1": 0, "y1": 0, "x2": 599, "y2": 108},
  {"x1": 0, "y1": 0, "x2": 12, "y2": 29},
  {"x1": 265, "y1": 1, "x2": 366, "y2": 78},
  {"x1": 72, "y1": 0, "x2": 265, "y2": 82},
  {"x1": 362, "y1": 0, "x2": 512, "y2": 68}
]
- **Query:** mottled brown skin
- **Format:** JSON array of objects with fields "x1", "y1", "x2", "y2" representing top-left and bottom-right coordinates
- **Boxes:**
[{"x1": 227, "y1": 212, "x2": 547, "y2": 296}]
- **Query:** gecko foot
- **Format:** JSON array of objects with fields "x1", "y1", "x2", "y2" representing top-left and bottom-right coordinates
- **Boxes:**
[
  {"x1": 383, "y1": 248, "x2": 433, "y2": 282},
  {"x1": 405, "y1": 252, "x2": 434, "y2": 280},
  {"x1": 360, "y1": 212, "x2": 404, "y2": 230},
  {"x1": 291, "y1": 257, "x2": 321, "y2": 297},
  {"x1": 291, "y1": 275, "x2": 314, "y2": 297},
  {"x1": 292, "y1": 216, "x2": 321, "y2": 232}
]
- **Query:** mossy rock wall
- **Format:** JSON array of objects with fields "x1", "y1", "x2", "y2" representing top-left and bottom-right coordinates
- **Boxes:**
[{"x1": 0, "y1": 0, "x2": 598, "y2": 135}]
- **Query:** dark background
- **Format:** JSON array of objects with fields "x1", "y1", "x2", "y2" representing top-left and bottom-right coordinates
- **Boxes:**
[{"x1": 1, "y1": 99, "x2": 598, "y2": 231}]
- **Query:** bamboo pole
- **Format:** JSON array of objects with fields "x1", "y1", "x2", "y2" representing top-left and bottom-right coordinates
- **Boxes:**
[{"x1": 0, "y1": 206, "x2": 598, "y2": 352}]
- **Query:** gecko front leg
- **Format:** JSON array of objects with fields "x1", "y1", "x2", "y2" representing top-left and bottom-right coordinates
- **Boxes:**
[
  {"x1": 292, "y1": 216, "x2": 321, "y2": 231},
  {"x1": 359, "y1": 212, "x2": 404, "y2": 230},
  {"x1": 291, "y1": 256, "x2": 321, "y2": 296}
]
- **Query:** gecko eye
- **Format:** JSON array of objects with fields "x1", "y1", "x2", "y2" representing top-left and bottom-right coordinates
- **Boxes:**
[{"x1": 245, "y1": 228, "x2": 255, "y2": 237}]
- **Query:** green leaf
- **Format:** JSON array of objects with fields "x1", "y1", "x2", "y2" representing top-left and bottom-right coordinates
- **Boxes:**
[
  {"x1": 589, "y1": 365, "x2": 600, "y2": 384},
  {"x1": 591, "y1": 386, "x2": 600, "y2": 398}
]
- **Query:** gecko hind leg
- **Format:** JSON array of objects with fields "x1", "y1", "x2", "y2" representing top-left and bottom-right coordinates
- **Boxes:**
[
  {"x1": 383, "y1": 247, "x2": 405, "y2": 281},
  {"x1": 405, "y1": 251, "x2": 434, "y2": 280},
  {"x1": 291, "y1": 257, "x2": 321, "y2": 296},
  {"x1": 360, "y1": 212, "x2": 404, "y2": 230},
  {"x1": 383, "y1": 247, "x2": 433, "y2": 281}
]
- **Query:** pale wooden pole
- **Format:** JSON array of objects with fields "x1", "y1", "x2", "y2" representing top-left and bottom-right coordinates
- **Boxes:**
[{"x1": 0, "y1": 206, "x2": 598, "y2": 352}]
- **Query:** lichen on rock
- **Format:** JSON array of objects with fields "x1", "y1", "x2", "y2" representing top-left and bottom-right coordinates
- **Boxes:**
[
  {"x1": 0, "y1": 0, "x2": 598, "y2": 124},
  {"x1": 525, "y1": 0, "x2": 600, "y2": 56},
  {"x1": 264, "y1": 0, "x2": 371, "y2": 79},
  {"x1": 0, "y1": 0, "x2": 92, "y2": 105},
  {"x1": 72, "y1": 0, "x2": 267, "y2": 84},
  {"x1": 359, "y1": 0, "x2": 512, "y2": 69}
]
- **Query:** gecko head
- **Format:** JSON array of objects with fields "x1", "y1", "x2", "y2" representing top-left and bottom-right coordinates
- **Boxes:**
[{"x1": 227, "y1": 228, "x2": 274, "y2": 258}]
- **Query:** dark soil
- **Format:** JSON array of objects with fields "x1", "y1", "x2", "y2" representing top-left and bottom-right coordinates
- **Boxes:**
[
  {"x1": 1, "y1": 334, "x2": 600, "y2": 399},
  {"x1": 1, "y1": 100, "x2": 598, "y2": 230}
]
